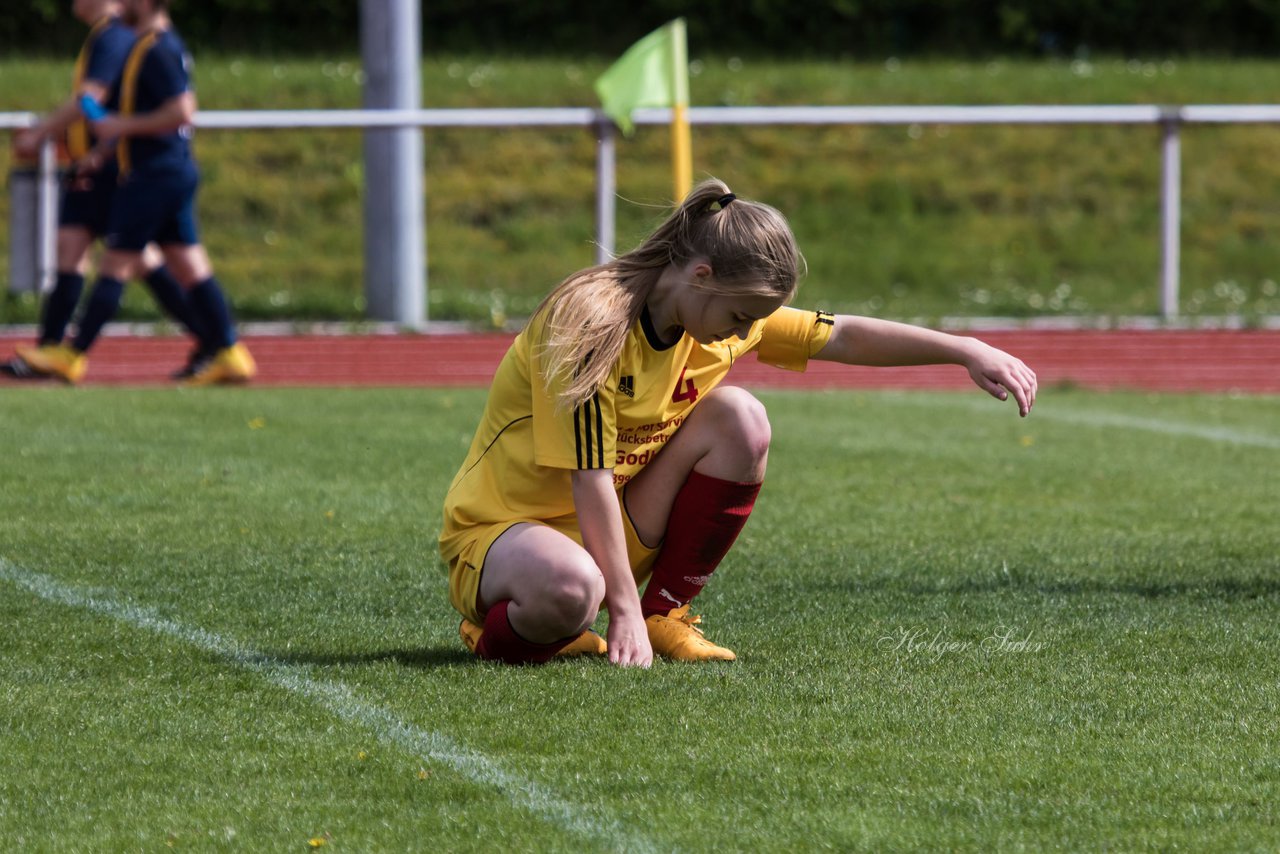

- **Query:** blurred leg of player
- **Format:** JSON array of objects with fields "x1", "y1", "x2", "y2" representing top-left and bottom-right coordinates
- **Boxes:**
[
  {"x1": 97, "y1": 162, "x2": 254, "y2": 385},
  {"x1": 6, "y1": 168, "x2": 206, "y2": 383},
  {"x1": 42, "y1": 225, "x2": 96, "y2": 342},
  {"x1": 134, "y1": 243, "x2": 211, "y2": 378},
  {"x1": 4, "y1": 224, "x2": 98, "y2": 382},
  {"x1": 161, "y1": 243, "x2": 254, "y2": 385}
]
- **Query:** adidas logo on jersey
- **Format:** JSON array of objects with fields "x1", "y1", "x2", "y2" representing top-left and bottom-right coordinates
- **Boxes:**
[{"x1": 619, "y1": 375, "x2": 635, "y2": 397}]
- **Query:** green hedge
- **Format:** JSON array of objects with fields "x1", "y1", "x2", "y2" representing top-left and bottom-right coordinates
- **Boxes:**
[{"x1": 4, "y1": 0, "x2": 1280, "y2": 56}]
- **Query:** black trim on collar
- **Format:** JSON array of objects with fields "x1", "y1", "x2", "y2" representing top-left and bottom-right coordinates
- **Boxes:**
[{"x1": 640, "y1": 305, "x2": 680, "y2": 351}]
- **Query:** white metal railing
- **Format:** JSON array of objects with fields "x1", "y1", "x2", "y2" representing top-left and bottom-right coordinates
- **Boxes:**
[{"x1": 6, "y1": 104, "x2": 1280, "y2": 318}]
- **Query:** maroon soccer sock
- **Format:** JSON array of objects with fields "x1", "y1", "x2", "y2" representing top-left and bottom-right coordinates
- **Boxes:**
[
  {"x1": 640, "y1": 471, "x2": 762, "y2": 618},
  {"x1": 474, "y1": 599, "x2": 573, "y2": 665}
]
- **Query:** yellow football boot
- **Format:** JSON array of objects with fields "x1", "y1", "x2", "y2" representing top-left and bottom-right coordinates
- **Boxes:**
[
  {"x1": 645, "y1": 604, "x2": 737, "y2": 662},
  {"x1": 186, "y1": 342, "x2": 257, "y2": 386},
  {"x1": 13, "y1": 343, "x2": 88, "y2": 384}
]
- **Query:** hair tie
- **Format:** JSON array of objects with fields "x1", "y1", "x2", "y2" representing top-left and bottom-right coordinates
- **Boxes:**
[{"x1": 716, "y1": 193, "x2": 736, "y2": 210}]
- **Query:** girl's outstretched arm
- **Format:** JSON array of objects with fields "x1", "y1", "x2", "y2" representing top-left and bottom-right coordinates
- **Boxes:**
[
  {"x1": 572, "y1": 468, "x2": 654, "y2": 668},
  {"x1": 813, "y1": 315, "x2": 1038, "y2": 416}
]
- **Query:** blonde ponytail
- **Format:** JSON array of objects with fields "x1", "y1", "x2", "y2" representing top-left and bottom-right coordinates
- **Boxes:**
[{"x1": 531, "y1": 178, "x2": 802, "y2": 410}]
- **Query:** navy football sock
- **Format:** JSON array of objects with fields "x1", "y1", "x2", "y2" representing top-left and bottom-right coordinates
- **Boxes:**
[
  {"x1": 188, "y1": 277, "x2": 237, "y2": 350},
  {"x1": 39, "y1": 272, "x2": 85, "y2": 346},
  {"x1": 144, "y1": 266, "x2": 209, "y2": 348},
  {"x1": 72, "y1": 276, "x2": 124, "y2": 353}
]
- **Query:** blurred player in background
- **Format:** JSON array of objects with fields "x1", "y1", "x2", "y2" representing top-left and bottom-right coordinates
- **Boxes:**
[
  {"x1": 77, "y1": 0, "x2": 255, "y2": 385},
  {"x1": 3, "y1": 0, "x2": 208, "y2": 384},
  {"x1": 440, "y1": 178, "x2": 1038, "y2": 668}
]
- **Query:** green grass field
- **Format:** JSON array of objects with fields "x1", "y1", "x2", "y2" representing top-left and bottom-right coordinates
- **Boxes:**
[
  {"x1": 4, "y1": 56, "x2": 1280, "y2": 323},
  {"x1": 2, "y1": 386, "x2": 1277, "y2": 851}
]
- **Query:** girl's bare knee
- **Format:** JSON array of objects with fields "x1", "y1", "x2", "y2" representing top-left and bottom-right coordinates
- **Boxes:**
[
  {"x1": 543, "y1": 556, "x2": 605, "y2": 634},
  {"x1": 98, "y1": 250, "x2": 139, "y2": 281},
  {"x1": 56, "y1": 229, "x2": 92, "y2": 273},
  {"x1": 703, "y1": 387, "x2": 772, "y2": 461}
]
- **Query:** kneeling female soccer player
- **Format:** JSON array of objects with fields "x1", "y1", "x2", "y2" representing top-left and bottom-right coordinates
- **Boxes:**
[{"x1": 439, "y1": 179, "x2": 1037, "y2": 667}]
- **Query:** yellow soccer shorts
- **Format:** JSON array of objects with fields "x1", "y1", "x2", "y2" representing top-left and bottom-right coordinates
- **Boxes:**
[{"x1": 447, "y1": 492, "x2": 660, "y2": 625}]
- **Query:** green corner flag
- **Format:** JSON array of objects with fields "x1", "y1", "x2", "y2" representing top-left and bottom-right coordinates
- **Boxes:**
[{"x1": 595, "y1": 19, "x2": 688, "y2": 137}]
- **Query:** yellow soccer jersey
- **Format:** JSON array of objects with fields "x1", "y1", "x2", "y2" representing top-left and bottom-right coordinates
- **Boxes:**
[{"x1": 438, "y1": 305, "x2": 835, "y2": 564}]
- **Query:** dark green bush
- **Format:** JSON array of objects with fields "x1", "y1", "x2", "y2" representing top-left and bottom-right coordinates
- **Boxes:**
[{"x1": 4, "y1": 1, "x2": 1280, "y2": 56}]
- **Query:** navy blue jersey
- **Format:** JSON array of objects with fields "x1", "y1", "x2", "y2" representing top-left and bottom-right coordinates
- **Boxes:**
[
  {"x1": 83, "y1": 18, "x2": 134, "y2": 85},
  {"x1": 110, "y1": 27, "x2": 194, "y2": 175},
  {"x1": 68, "y1": 16, "x2": 134, "y2": 158}
]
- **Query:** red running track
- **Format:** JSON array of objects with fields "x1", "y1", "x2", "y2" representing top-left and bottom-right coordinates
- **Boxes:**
[{"x1": 1, "y1": 329, "x2": 1278, "y2": 393}]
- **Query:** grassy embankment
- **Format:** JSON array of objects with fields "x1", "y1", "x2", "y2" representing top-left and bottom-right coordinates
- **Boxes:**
[{"x1": 2, "y1": 56, "x2": 1280, "y2": 325}]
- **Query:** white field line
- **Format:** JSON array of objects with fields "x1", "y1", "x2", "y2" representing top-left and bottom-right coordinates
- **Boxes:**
[
  {"x1": 0, "y1": 559, "x2": 656, "y2": 854},
  {"x1": 1038, "y1": 409, "x2": 1280, "y2": 449},
  {"x1": 876, "y1": 393, "x2": 1280, "y2": 449}
]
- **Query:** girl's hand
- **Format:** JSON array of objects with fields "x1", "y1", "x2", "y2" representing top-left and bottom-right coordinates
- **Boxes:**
[
  {"x1": 965, "y1": 341, "x2": 1038, "y2": 417},
  {"x1": 606, "y1": 610, "x2": 653, "y2": 668},
  {"x1": 74, "y1": 149, "x2": 105, "y2": 176}
]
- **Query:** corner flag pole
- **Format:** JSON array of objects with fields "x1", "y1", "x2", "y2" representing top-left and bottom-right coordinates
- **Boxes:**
[{"x1": 669, "y1": 18, "x2": 692, "y2": 202}]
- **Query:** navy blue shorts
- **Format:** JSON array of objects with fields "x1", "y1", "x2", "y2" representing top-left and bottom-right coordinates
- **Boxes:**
[
  {"x1": 58, "y1": 161, "x2": 120, "y2": 236},
  {"x1": 105, "y1": 164, "x2": 200, "y2": 251}
]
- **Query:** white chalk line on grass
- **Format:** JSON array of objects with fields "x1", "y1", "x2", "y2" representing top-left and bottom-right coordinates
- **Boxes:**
[
  {"x1": 1039, "y1": 409, "x2": 1280, "y2": 449},
  {"x1": 0, "y1": 559, "x2": 657, "y2": 854},
  {"x1": 876, "y1": 393, "x2": 1280, "y2": 449}
]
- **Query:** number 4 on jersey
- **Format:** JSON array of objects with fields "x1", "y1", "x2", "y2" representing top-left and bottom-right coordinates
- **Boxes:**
[{"x1": 671, "y1": 367, "x2": 698, "y2": 403}]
